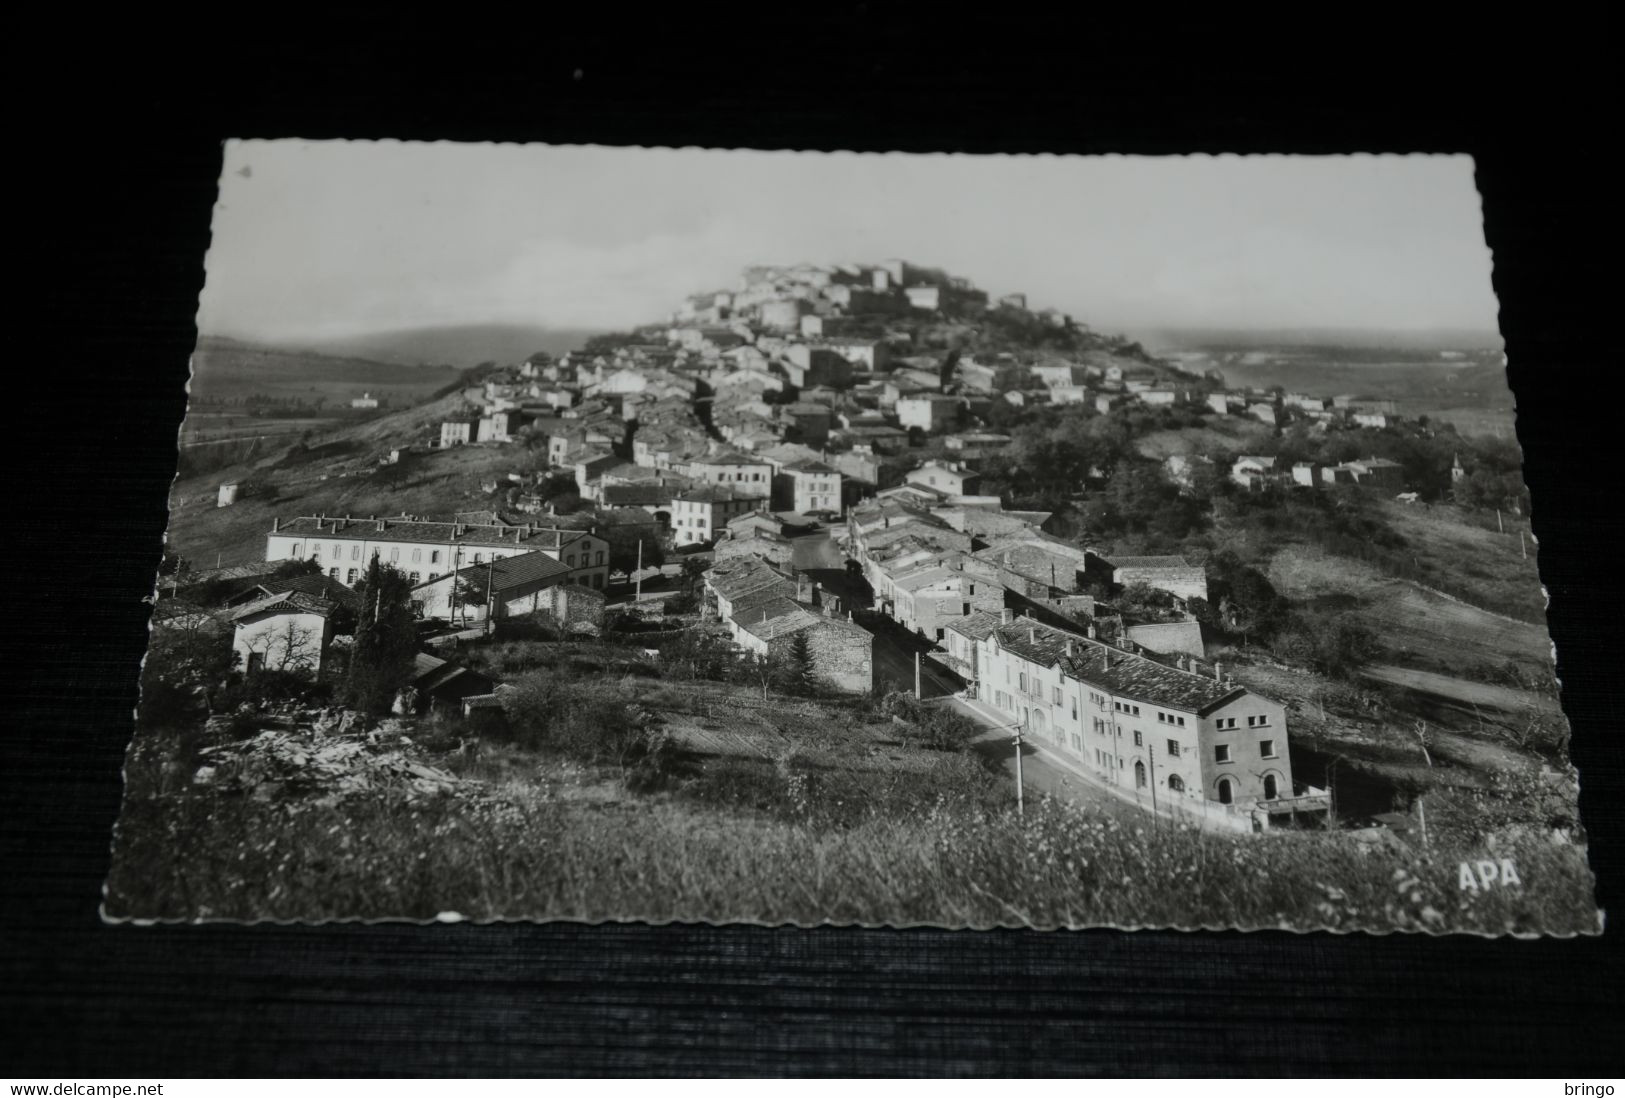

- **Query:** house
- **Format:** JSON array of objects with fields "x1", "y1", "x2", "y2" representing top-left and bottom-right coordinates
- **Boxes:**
[
  {"x1": 1247, "y1": 403, "x2": 1282, "y2": 427},
  {"x1": 1352, "y1": 412, "x2": 1390, "y2": 429},
  {"x1": 904, "y1": 285, "x2": 941, "y2": 311},
  {"x1": 230, "y1": 591, "x2": 340, "y2": 676},
  {"x1": 997, "y1": 292, "x2": 1027, "y2": 309},
  {"x1": 1108, "y1": 556, "x2": 1209, "y2": 603},
  {"x1": 905, "y1": 460, "x2": 981, "y2": 499},
  {"x1": 439, "y1": 420, "x2": 474, "y2": 448},
  {"x1": 409, "y1": 550, "x2": 574, "y2": 623},
  {"x1": 407, "y1": 653, "x2": 498, "y2": 715},
  {"x1": 1291, "y1": 462, "x2": 1323, "y2": 487},
  {"x1": 731, "y1": 596, "x2": 874, "y2": 694},
  {"x1": 782, "y1": 345, "x2": 854, "y2": 389},
  {"x1": 772, "y1": 459, "x2": 843, "y2": 515},
  {"x1": 265, "y1": 515, "x2": 610, "y2": 590},
  {"x1": 1230, "y1": 455, "x2": 1278, "y2": 490},
  {"x1": 350, "y1": 392, "x2": 379, "y2": 410},
  {"x1": 684, "y1": 451, "x2": 773, "y2": 496},
  {"x1": 704, "y1": 556, "x2": 799, "y2": 623},
  {"x1": 942, "y1": 432, "x2": 1012, "y2": 461},
  {"x1": 1139, "y1": 388, "x2": 1184, "y2": 406},
  {"x1": 884, "y1": 556, "x2": 1006, "y2": 641},
  {"x1": 821, "y1": 337, "x2": 890, "y2": 372},
  {"x1": 895, "y1": 394, "x2": 960, "y2": 434},
  {"x1": 671, "y1": 486, "x2": 763, "y2": 547},
  {"x1": 1323, "y1": 457, "x2": 1405, "y2": 491},
  {"x1": 777, "y1": 401, "x2": 833, "y2": 446},
  {"x1": 966, "y1": 613, "x2": 1319, "y2": 821}
]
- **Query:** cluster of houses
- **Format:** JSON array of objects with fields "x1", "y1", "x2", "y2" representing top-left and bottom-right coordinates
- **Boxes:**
[
  {"x1": 1165, "y1": 452, "x2": 1409, "y2": 494},
  {"x1": 414, "y1": 261, "x2": 1207, "y2": 548},
  {"x1": 180, "y1": 260, "x2": 1354, "y2": 824},
  {"x1": 1205, "y1": 389, "x2": 1406, "y2": 431}
]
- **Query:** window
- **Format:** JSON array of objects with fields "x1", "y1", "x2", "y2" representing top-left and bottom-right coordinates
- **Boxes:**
[
  {"x1": 596, "y1": 552, "x2": 605, "y2": 566},
  {"x1": 332, "y1": 543, "x2": 342, "y2": 558},
  {"x1": 431, "y1": 550, "x2": 441, "y2": 564},
  {"x1": 346, "y1": 568, "x2": 358, "y2": 584},
  {"x1": 1133, "y1": 730, "x2": 1142, "y2": 746},
  {"x1": 312, "y1": 544, "x2": 322, "y2": 559},
  {"x1": 1071, "y1": 698, "x2": 1078, "y2": 719},
  {"x1": 408, "y1": 572, "x2": 420, "y2": 585},
  {"x1": 1263, "y1": 774, "x2": 1279, "y2": 800},
  {"x1": 1168, "y1": 775, "x2": 1186, "y2": 794},
  {"x1": 1260, "y1": 739, "x2": 1277, "y2": 759},
  {"x1": 1052, "y1": 687, "x2": 1062, "y2": 705},
  {"x1": 566, "y1": 555, "x2": 575, "y2": 567},
  {"x1": 968, "y1": 584, "x2": 976, "y2": 595},
  {"x1": 1134, "y1": 760, "x2": 1147, "y2": 788},
  {"x1": 1215, "y1": 745, "x2": 1231, "y2": 763},
  {"x1": 1166, "y1": 739, "x2": 1181, "y2": 757},
  {"x1": 351, "y1": 545, "x2": 360, "y2": 561},
  {"x1": 412, "y1": 548, "x2": 422, "y2": 563},
  {"x1": 473, "y1": 553, "x2": 483, "y2": 564},
  {"x1": 1217, "y1": 717, "x2": 1237, "y2": 730},
  {"x1": 1217, "y1": 778, "x2": 1233, "y2": 805},
  {"x1": 1018, "y1": 673, "x2": 1027, "y2": 693},
  {"x1": 329, "y1": 567, "x2": 339, "y2": 579},
  {"x1": 390, "y1": 548, "x2": 400, "y2": 562},
  {"x1": 1247, "y1": 715, "x2": 1270, "y2": 728}
]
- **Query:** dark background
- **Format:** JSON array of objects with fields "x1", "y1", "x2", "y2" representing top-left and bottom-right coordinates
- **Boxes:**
[{"x1": 8, "y1": 13, "x2": 1621, "y2": 1076}]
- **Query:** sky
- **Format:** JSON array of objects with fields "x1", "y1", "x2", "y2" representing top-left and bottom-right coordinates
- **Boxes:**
[{"x1": 197, "y1": 141, "x2": 1500, "y2": 342}]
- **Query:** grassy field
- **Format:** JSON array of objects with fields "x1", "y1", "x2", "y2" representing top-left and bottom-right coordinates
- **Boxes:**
[
  {"x1": 162, "y1": 390, "x2": 543, "y2": 568},
  {"x1": 105, "y1": 670, "x2": 1599, "y2": 933},
  {"x1": 1266, "y1": 543, "x2": 1550, "y2": 675},
  {"x1": 188, "y1": 337, "x2": 463, "y2": 407},
  {"x1": 1135, "y1": 418, "x2": 1274, "y2": 459}
]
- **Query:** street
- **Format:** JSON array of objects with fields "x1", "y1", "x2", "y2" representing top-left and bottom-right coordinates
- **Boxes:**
[{"x1": 944, "y1": 695, "x2": 1155, "y2": 826}]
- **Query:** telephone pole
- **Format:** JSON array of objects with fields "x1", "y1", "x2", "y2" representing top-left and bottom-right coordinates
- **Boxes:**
[
  {"x1": 485, "y1": 555, "x2": 495, "y2": 635},
  {"x1": 1013, "y1": 719, "x2": 1025, "y2": 818},
  {"x1": 635, "y1": 538, "x2": 643, "y2": 601},
  {"x1": 1147, "y1": 743, "x2": 1159, "y2": 824},
  {"x1": 914, "y1": 650, "x2": 922, "y2": 698}
]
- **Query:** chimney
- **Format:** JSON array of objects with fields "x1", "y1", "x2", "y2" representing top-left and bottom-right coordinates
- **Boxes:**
[
  {"x1": 1028, "y1": 627, "x2": 1035, "y2": 643},
  {"x1": 1065, "y1": 639, "x2": 1074, "y2": 657},
  {"x1": 1086, "y1": 622, "x2": 1097, "y2": 639},
  {"x1": 1001, "y1": 608, "x2": 1014, "y2": 625},
  {"x1": 1214, "y1": 661, "x2": 1223, "y2": 682},
  {"x1": 376, "y1": 519, "x2": 385, "y2": 532},
  {"x1": 273, "y1": 517, "x2": 280, "y2": 532}
]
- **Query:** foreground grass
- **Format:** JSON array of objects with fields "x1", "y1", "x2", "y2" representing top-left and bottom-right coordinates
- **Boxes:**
[{"x1": 104, "y1": 783, "x2": 1600, "y2": 935}]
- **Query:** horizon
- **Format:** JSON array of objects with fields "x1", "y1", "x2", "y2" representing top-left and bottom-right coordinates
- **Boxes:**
[{"x1": 197, "y1": 144, "x2": 1501, "y2": 345}]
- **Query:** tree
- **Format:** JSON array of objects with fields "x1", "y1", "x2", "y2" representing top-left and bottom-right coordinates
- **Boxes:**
[
  {"x1": 240, "y1": 616, "x2": 322, "y2": 676},
  {"x1": 271, "y1": 557, "x2": 321, "y2": 579},
  {"x1": 345, "y1": 557, "x2": 420, "y2": 716},
  {"x1": 785, "y1": 631, "x2": 819, "y2": 697},
  {"x1": 732, "y1": 649, "x2": 787, "y2": 701}
]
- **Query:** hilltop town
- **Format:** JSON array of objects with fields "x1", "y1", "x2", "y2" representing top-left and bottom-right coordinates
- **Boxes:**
[{"x1": 122, "y1": 257, "x2": 1588, "y2": 929}]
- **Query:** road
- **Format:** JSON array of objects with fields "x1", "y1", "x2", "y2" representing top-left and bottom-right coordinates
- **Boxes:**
[{"x1": 944, "y1": 696, "x2": 1150, "y2": 825}]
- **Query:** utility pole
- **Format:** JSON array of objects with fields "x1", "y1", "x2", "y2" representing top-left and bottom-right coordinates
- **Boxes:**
[
  {"x1": 1147, "y1": 743, "x2": 1159, "y2": 823},
  {"x1": 1521, "y1": 529, "x2": 1528, "y2": 560},
  {"x1": 1496, "y1": 508, "x2": 1504, "y2": 535},
  {"x1": 485, "y1": 555, "x2": 495, "y2": 635},
  {"x1": 1013, "y1": 719, "x2": 1025, "y2": 818},
  {"x1": 635, "y1": 538, "x2": 643, "y2": 601},
  {"x1": 914, "y1": 650, "x2": 922, "y2": 698}
]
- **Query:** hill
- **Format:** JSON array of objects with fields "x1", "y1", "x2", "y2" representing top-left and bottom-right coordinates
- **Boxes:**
[
  {"x1": 278, "y1": 324, "x2": 602, "y2": 368},
  {"x1": 186, "y1": 337, "x2": 463, "y2": 407}
]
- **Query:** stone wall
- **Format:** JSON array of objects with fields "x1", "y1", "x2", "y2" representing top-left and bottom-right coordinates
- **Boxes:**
[{"x1": 770, "y1": 619, "x2": 873, "y2": 694}]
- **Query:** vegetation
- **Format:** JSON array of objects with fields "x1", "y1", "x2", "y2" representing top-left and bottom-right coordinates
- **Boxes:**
[{"x1": 345, "y1": 558, "x2": 419, "y2": 716}]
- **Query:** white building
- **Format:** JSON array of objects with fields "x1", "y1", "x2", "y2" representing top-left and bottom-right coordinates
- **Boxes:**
[{"x1": 265, "y1": 515, "x2": 611, "y2": 591}]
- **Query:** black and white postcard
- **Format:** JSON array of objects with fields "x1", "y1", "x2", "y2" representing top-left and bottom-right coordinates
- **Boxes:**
[{"x1": 105, "y1": 142, "x2": 1601, "y2": 935}]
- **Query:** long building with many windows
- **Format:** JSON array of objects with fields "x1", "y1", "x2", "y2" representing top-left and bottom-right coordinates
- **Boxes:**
[
  {"x1": 264, "y1": 515, "x2": 611, "y2": 591},
  {"x1": 948, "y1": 610, "x2": 1326, "y2": 824}
]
